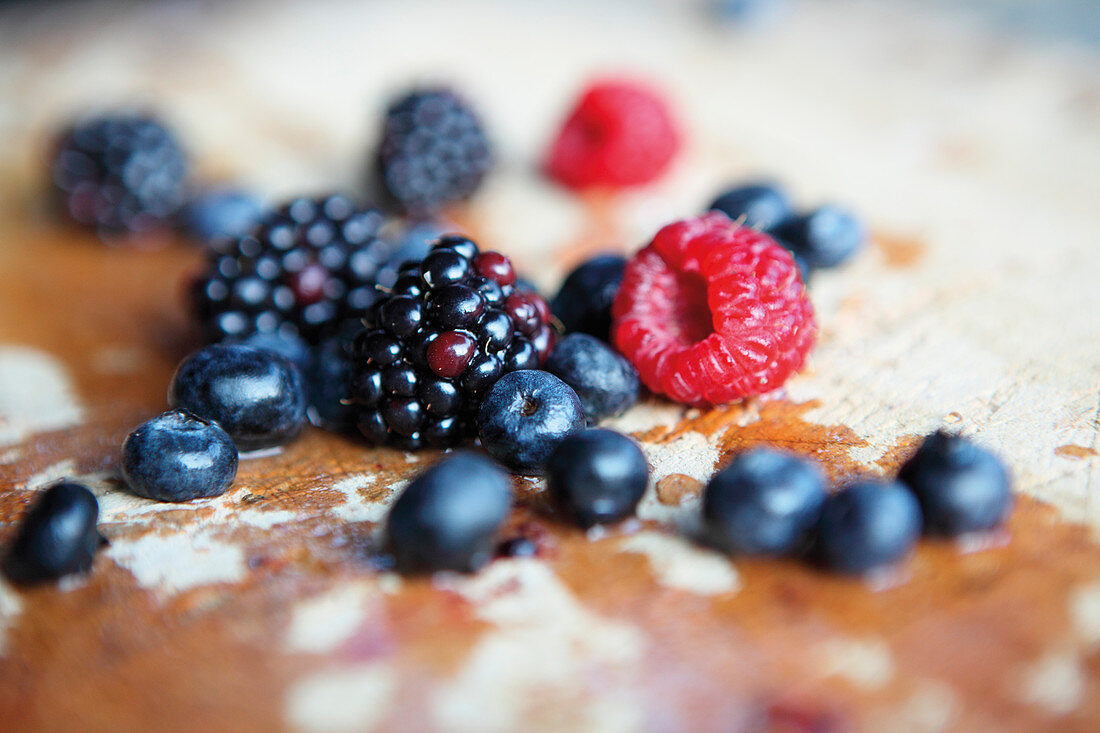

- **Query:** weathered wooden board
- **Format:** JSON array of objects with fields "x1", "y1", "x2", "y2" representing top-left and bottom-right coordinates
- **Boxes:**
[{"x1": 0, "y1": 1, "x2": 1098, "y2": 731}]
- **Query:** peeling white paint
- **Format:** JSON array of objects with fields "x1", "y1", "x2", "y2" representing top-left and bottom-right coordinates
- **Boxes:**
[
  {"x1": 24, "y1": 459, "x2": 76, "y2": 490},
  {"x1": 1020, "y1": 648, "x2": 1085, "y2": 717},
  {"x1": 328, "y1": 474, "x2": 405, "y2": 523},
  {"x1": 1069, "y1": 580, "x2": 1100, "y2": 647},
  {"x1": 619, "y1": 531, "x2": 739, "y2": 596},
  {"x1": 285, "y1": 662, "x2": 395, "y2": 733},
  {"x1": 0, "y1": 578, "x2": 22, "y2": 657},
  {"x1": 632, "y1": 430, "x2": 720, "y2": 532},
  {"x1": 285, "y1": 583, "x2": 375, "y2": 655},
  {"x1": 238, "y1": 508, "x2": 298, "y2": 530},
  {"x1": 106, "y1": 530, "x2": 246, "y2": 595},
  {"x1": 0, "y1": 346, "x2": 84, "y2": 447},
  {"x1": 433, "y1": 560, "x2": 645, "y2": 733},
  {"x1": 815, "y1": 636, "x2": 895, "y2": 691}
]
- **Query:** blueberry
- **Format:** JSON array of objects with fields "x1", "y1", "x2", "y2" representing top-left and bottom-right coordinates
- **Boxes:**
[
  {"x1": 181, "y1": 188, "x2": 263, "y2": 244},
  {"x1": 547, "y1": 429, "x2": 649, "y2": 527},
  {"x1": 3, "y1": 482, "x2": 102, "y2": 584},
  {"x1": 234, "y1": 330, "x2": 313, "y2": 371},
  {"x1": 708, "y1": 183, "x2": 792, "y2": 231},
  {"x1": 898, "y1": 431, "x2": 1012, "y2": 536},
  {"x1": 305, "y1": 336, "x2": 356, "y2": 432},
  {"x1": 769, "y1": 205, "x2": 865, "y2": 269},
  {"x1": 121, "y1": 410, "x2": 239, "y2": 502},
  {"x1": 386, "y1": 452, "x2": 511, "y2": 572},
  {"x1": 551, "y1": 254, "x2": 626, "y2": 342},
  {"x1": 703, "y1": 448, "x2": 826, "y2": 556},
  {"x1": 816, "y1": 480, "x2": 922, "y2": 574},
  {"x1": 477, "y1": 370, "x2": 585, "y2": 474},
  {"x1": 168, "y1": 344, "x2": 307, "y2": 451},
  {"x1": 545, "y1": 334, "x2": 639, "y2": 424}
]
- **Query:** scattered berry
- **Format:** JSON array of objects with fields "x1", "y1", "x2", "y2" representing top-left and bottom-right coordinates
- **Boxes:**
[
  {"x1": 545, "y1": 333, "x2": 639, "y2": 423},
  {"x1": 51, "y1": 112, "x2": 189, "y2": 238},
  {"x1": 816, "y1": 480, "x2": 922, "y2": 574},
  {"x1": 898, "y1": 431, "x2": 1013, "y2": 536},
  {"x1": 551, "y1": 254, "x2": 626, "y2": 341},
  {"x1": 769, "y1": 205, "x2": 865, "y2": 269},
  {"x1": 305, "y1": 334, "x2": 356, "y2": 433},
  {"x1": 169, "y1": 344, "x2": 307, "y2": 451},
  {"x1": 181, "y1": 188, "x2": 263, "y2": 245},
  {"x1": 375, "y1": 88, "x2": 491, "y2": 215},
  {"x1": 703, "y1": 448, "x2": 826, "y2": 556},
  {"x1": 190, "y1": 194, "x2": 393, "y2": 344},
  {"x1": 708, "y1": 182, "x2": 792, "y2": 231},
  {"x1": 545, "y1": 79, "x2": 681, "y2": 190},
  {"x1": 612, "y1": 213, "x2": 815, "y2": 405},
  {"x1": 3, "y1": 482, "x2": 102, "y2": 584},
  {"x1": 477, "y1": 370, "x2": 585, "y2": 475},
  {"x1": 546, "y1": 429, "x2": 649, "y2": 527},
  {"x1": 350, "y1": 237, "x2": 555, "y2": 449},
  {"x1": 121, "y1": 410, "x2": 239, "y2": 502},
  {"x1": 386, "y1": 452, "x2": 511, "y2": 573}
]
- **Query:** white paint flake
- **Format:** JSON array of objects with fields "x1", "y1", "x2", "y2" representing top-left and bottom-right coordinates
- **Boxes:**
[
  {"x1": 328, "y1": 474, "x2": 405, "y2": 523},
  {"x1": 106, "y1": 530, "x2": 245, "y2": 595},
  {"x1": 619, "y1": 531, "x2": 739, "y2": 596},
  {"x1": 815, "y1": 636, "x2": 896, "y2": 691},
  {"x1": 0, "y1": 579, "x2": 22, "y2": 656},
  {"x1": 285, "y1": 583, "x2": 375, "y2": 655},
  {"x1": 1020, "y1": 648, "x2": 1085, "y2": 716},
  {"x1": 1069, "y1": 580, "x2": 1100, "y2": 647},
  {"x1": 285, "y1": 663, "x2": 396, "y2": 733},
  {"x1": 0, "y1": 347, "x2": 84, "y2": 447}
]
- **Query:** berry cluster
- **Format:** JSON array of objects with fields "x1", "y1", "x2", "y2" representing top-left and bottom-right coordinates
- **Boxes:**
[
  {"x1": 350, "y1": 236, "x2": 556, "y2": 449},
  {"x1": 51, "y1": 112, "x2": 189, "y2": 238},
  {"x1": 190, "y1": 194, "x2": 394, "y2": 344}
]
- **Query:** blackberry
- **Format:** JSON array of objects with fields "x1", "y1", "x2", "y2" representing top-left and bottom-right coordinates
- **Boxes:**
[
  {"x1": 190, "y1": 194, "x2": 394, "y2": 344},
  {"x1": 350, "y1": 235, "x2": 556, "y2": 449},
  {"x1": 375, "y1": 88, "x2": 492, "y2": 216},
  {"x1": 51, "y1": 112, "x2": 189, "y2": 239}
]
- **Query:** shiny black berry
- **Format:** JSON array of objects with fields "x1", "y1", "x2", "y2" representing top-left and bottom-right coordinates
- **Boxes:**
[
  {"x1": 545, "y1": 334, "x2": 639, "y2": 423},
  {"x1": 816, "y1": 480, "x2": 922, "y2": 574},
  {"x1": 375, "y1": 89, "x2": 492, "y2": 215},
  {"x1": 4, "y1": 482, "x2": 102, "y2": 584},
  {"x1": 547, "y1": 429, "x2": 649, "y2": 527},
  {"x1": 551, "y1": 254, "x2": 626, "y2": 342},
  {"x1": 190, "y1": 194, "x2": 394, "y2": 344},
  {"x1": 708, "y1": 182, "x2": 793, "y2": 231},
  {"x1": 51, "y1": 112, "x2": 189, "y2": 239}
]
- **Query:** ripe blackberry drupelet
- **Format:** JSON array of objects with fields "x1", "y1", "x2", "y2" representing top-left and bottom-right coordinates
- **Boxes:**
[
  {"x1": 190, "y1": 194, "x2": 394, "y2": 344},
  {"x1": 350, "y1": 235, "x2": 556, "y2": 449},
  {"x1": 51, "y1": 112, "x2": 189, "y2": 238},
  {"x1": 375, "y1": 88, "x2": 492, "y2": 216}
]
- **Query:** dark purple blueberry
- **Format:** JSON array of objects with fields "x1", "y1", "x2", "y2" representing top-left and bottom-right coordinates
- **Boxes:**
[
  {"x1": 547, "y1": 429, "x2": 649, "y2": 528},
  {"x1": 768, "y1": 205, "x2": 865, "y2": 269},
  {"x1": 168, "y1": 344, "x2": 306, "y2": 451},
  {"x1": 386, "y1": 452, "x2": 511, "y2": 572},
  {"x1": 477, "y1": 370, "x2": 585, "y2": 475},
  {"x1": 545, "y1": 334, "x2": 639, "y2": 424},
  {"x1": 703, "y1": 448, "x2": 826, "y2": 557},
  {"x1": 550, "y1": 254, "x2": 626, "y2": 342},
  {"x1": 816, "y1": 480, "x2": 922, "y2": 574},
  {"x1": 121, "y1": 410, "x2": 239, "y2": 502},
  {"x1": 708, "y1": 182, "x2": 792, "y2": 230},
  {"x1": 4, "y1": 482, "x2": 102, "y2": 584}
]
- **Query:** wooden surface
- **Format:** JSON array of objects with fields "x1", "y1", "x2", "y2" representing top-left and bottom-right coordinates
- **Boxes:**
[{"x1": 1, "y1": 1, "x2": 1099, "y2": 731}]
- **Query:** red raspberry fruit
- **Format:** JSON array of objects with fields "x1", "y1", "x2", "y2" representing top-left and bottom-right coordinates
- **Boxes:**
[
  {"x1": 611, "y1": 213, "x2": 815, "y2": 405},
  {"x1": 544, "y1": 79, "x2": 682, "y2": 190}
]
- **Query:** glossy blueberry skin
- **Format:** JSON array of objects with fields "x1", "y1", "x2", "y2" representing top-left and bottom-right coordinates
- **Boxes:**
[
  {"x1": 703, "y1": 448, "x2": 826, "y2": 556},
  {"x1": 708, "y1": 183, "x2": 792, "y2": 231},
  {"x1": 168, "y1": 344, "x2": 307, "y2": 451},
  {"x1": 545, "y1": 334, "x2": 639, "y2": 424},
  {"x1": 547, "y1": 429, "x2": 649, "y2": 527},
  {"x1": 181, "y1": 189, "x2": 263, "y2": 244},
  {"x1": 551, "y1": 254, "x2": 626, "y2": 342},
  {"x1": 769, "y1": 205, "x2": 865, "y2": 269},
  {"x1": 121, "y1": 410, "x2": 239, "y2": 502},
  {"x1": 386, "y1": 452, "x2": 511, "y2": 573},
  {"x1": 4, "y1": 482, "x2": 101, "y2": 584},
  {"x1": 898, "y1": 431, "x2": 1012, "y2": 536},
  {"x1": 816, "y1": 480, "x2": 923, "y2": 574},
  {"x1": 477, "y1": 370, "x2": 585, "y2": 475}
]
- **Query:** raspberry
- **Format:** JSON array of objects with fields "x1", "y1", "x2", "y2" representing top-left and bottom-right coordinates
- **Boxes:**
[
  {"x1": 544, "y1": 79, "x2": 681, "y2": 190},
  {"x1": 350, "y1": 236, "x2": 556, "y2": 449},
  {"x1": 611, "y1": 213, "x2": 815, "y2": 405}
]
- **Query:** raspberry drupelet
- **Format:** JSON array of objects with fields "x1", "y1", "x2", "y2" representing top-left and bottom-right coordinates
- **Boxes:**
[{"x1": 611, "y1": 213, "x2": 815, "y2": 405}]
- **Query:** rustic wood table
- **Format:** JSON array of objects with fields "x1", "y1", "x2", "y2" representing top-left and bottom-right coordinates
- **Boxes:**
[{"x1": 0, "y1": 1, "x2": 1098, "y2": 730}]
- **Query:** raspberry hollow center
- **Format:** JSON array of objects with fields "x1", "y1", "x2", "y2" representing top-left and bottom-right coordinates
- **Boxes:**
[{"x1": 667, "y1": 269, "x2": 713, "y2": 347}]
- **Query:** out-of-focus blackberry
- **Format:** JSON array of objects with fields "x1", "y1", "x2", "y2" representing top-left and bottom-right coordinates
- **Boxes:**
[
  {"x1": 51, "y1": 112, "x2": 189, "y2": 238},
  {"x1": 190, "y1": 194, "x2": 394, "y2": 344},
  {"x1": 350, "y1": 235, "x2": 556, "y2": 449},
  {"x1": 375, "y1": 88, "x2": 491, "y2": 216}
]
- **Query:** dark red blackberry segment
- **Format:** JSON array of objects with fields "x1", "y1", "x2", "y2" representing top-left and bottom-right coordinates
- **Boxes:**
[
  {"x1": 51, "y1": 112, "x2": 189, "y2": 239},
  {"x1": 190, "y1": 194, "x2": 394, "y2": 344},
  {"x1": 375, "y1": 88, "x2": 492, "y2": 216},
  {"x1": 350, "y1": 236, "x2": 555, "y2": 448}
]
